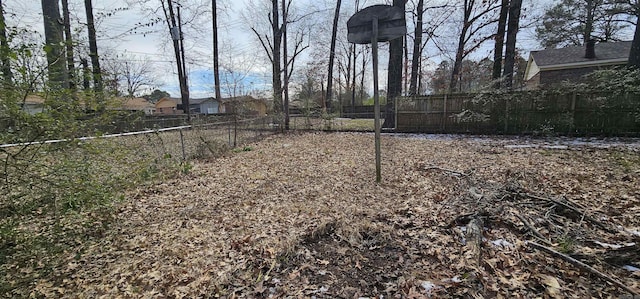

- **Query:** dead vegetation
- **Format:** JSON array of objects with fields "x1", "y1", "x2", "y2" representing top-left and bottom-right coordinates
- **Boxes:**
[{"x1": 6, "y1": 132, "x2": 639, "y2": 298}]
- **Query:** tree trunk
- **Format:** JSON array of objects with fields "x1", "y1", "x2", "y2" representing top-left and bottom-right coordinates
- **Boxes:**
[
  {"x1": 384, "y1": 0, "x2": 405, "y2": 128},
  {"x1": 351, "y1": 0, "x2": 359, "y2": 108},
  {"x1": 81, "y1": 58, "x2": 90, "y2": 90},
  {"x1": 503, "y1": 0, "x2": 522, "y2": 89},
  {"x1": 584, "y1": 0, "x2": 594, "y2": 45},
  {"x1": 212, "y1": 0, "x2": 222, "y2": 101},
  {"x1": 351, "y1": 43, "x2": 357, "y2": 108},
  {"x1": 271, "y1": 0, "x2": 283, "y2": 123},
  {"x1": 325, "y1": 0, "x2": 342, "y2": 112},
  {"x1": 409, "y1": 0, "x2": 424, "y2": 96},
  {"x1": 449, "y1": 0, "x2": 473, "y2": 93},
  {"x1": 84, "y1": 0, "x2": 102, "y2": 92},
  {"x1": 42, "y1": 0, "x2": 68, "y2": 89},
  {"x1": 629, "y1": 7, "x2": 640, "y2": 69},
  {"x1": 177, "y1": 5, "x2": 190, "y2": 121},
  {"x1": 282, "y1": 0, "x2": 290, "y2": 130},
  {"x1": 492, "y1": 0, "x2": 508, "y2": 88},
  {"x1": 360, "y1": 47, "x2": 366, "y2": 105},
  {"x1": 0, "y1": 0, "x2": 12, "y2": 86},
  {"x1": 61, "y1": 0, "x2": 75, "y2": 90}
]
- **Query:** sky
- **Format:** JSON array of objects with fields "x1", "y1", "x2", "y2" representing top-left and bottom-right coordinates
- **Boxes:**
[
  {"x1": 3, "y1": 0, "x2": 635, "y2": 99},
  {"x1": 5, "y1": 0, "x2": 268, "y2": 98}
]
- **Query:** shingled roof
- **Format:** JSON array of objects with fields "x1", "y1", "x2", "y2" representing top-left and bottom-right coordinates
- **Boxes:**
[{"x1": 531, "y1": 41, "x2": 631, "y2": 67}]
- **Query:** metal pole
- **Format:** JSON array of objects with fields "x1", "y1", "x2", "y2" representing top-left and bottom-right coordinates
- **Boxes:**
[{"x1": 372, "y1": 17, "x2": 381, "y2": 183}]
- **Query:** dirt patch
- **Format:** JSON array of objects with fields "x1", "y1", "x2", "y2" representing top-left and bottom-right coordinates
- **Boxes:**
[{"x1": 274, "y1": 220, "x2": 408, "y2": 298}]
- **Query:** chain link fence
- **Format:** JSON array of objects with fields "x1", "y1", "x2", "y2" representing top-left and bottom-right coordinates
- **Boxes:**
[{"x1": 0, "y1": 116, "x2": 275, "y2": 219}]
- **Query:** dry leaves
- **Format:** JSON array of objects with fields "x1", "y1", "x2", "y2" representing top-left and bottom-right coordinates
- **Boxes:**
[{"x1": 14, "y1": 132, "x2": 640, "y2": 298}]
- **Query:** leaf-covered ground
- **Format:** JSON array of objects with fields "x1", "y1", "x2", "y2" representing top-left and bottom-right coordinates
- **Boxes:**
[{"x1": 19, "y1": 133, "x2": 640, "y2": 297}]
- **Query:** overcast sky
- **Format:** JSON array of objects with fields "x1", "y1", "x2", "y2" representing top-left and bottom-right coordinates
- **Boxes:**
[{"x1": 3, "y1": 0, "x2": 635, "y2": 98}]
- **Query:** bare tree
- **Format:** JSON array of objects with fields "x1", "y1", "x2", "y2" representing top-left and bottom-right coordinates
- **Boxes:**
[
  {"x1": 613, "y1": 0, "x2": 640, "y2": 68},
  {"x1": 217, "y1": 43, "x2": 258, "y2": 97},
  {"x1": 503, "y1": 0, "x2": 522, "y2": 89},
  {"x1": 385, "y1": 0, "x2": 406, "y2": 128},
  {"x1": 84, "y1": 0, "x2": 102, "y2": 92},
  {"x1": 271, "y1": 0, "x2": 283, "y2": 121},
  {"x1": 282, "y1": 0, "x2": 290, "y2": 128},
  {"x1": 42, "y1": 0, "x2": 68, "y2": 89},
  {"x1": 449, "y1": 0, "x2": 500, "y2": 92},
  {"x1": 121, "y1": 57, "x2": 157, "y2": 97},
  {"x1": 492, "y1": 0, "x2": 508, "y2": 88},
  {"x1": 407, "y1": 1, "x2": 452, "y2": 95},
  {"x1": 81, "y1": 58, "x2": 90, "y2": 91},
  {"x1": 212, "y1": 0, "x2": 221, "y2": 101},
  {"x1": 0, "y1": 0, "x2": 12, "y2": 86},
  {"x1": 630, "y1": 19, "x2": 640, "y2": 68},
  {"x1": 325, "y1": 0, "x2": 342, "y2": 112},
  {"x1": 250, "y1": 0, "x2": 283, "y2": 123},
  {"x1": 61, "y1": 0, "x2": 75, "y2": 91},
  {"x1": 409, "y1": 0, "x2": 424, "y2": 96}
]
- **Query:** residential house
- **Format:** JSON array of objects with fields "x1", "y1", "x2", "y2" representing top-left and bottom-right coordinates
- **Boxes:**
[
  {"x1": 221, "y1": 96, "x2": 268, "y2": 116},
  {"x1": 22, "y1": 95, "x2": 45, "y2": 115},
  {"x1": 155, "y1": 97, "x2": 183, "y2": 115},
  {"x1": 108, "y1": 97, "x2": 155, "y2": 115},
  {"x1": 189, "y1": 97, "x2": 222, "y2": 114},
  {"x1": 524, "y1": 40, "x2": 631, "y2": 89}
]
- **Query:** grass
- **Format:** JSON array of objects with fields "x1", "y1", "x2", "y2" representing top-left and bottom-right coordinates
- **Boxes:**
[
  {"x1": 0, "y1": 122, "x2": 276, "y2": 297},
  {"x1": 289, "y1": 116, "x2": 377, "y2": 131}
]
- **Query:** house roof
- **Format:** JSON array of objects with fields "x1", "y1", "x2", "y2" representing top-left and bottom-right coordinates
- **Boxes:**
[
  {"x1": 155, "y1": 97, "x2": 180, "y2": 108},
  {"x1": 24, "y1": 95, "x2": 45, "y2": 104},
  {"x1": 189, "y1": 97, "x2": 218, "y2": 105},
  {"x1": 221, "y1": 96, "x2": 265, "y2": 104},
  {"x1": 524, "y1": 41, "x2": 632, "y2": 82},
  {"x1": 531, "y1": 41, "x2": 631, "y2": 67},
  {"x1": 108, "y1": 97, "x2": 154, "y2": 110}
]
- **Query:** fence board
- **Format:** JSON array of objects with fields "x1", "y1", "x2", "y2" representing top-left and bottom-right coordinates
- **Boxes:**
[{"x1": 397, "y1": 92, "x2": 640, "y2": 135}]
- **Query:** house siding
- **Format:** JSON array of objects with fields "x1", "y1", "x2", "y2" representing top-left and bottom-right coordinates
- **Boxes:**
[
  {"x1": 537, "y1": 63, "x2": 624, "y2": 89},
  {"x1": 540, "y1": 67, "x2": 596, "y2": 87},
  {"x1": 524, "y1": 73, "x2": 541, "y2": 90},
  {"x1": 200, "y1": 101, "x2": 220, "y2": 114}
]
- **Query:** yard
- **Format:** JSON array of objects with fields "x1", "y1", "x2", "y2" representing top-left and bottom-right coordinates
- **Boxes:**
[{"x1": 6, "y1": 132, "x2": 640, "y2": 297}]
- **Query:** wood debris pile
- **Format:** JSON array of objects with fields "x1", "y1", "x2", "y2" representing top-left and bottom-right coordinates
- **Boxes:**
[{"x1": 16, "y1": 132, "x2": 639, "y2": 298}]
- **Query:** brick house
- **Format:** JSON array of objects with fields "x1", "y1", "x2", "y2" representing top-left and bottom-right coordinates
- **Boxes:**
[
  {"x1": 221, "y1": 96, "x2": 268, "y2": 116},
  {"x1": 107, "y1": 97, "x2": 156, "y2": 115},
  {"x1": 155, "y1": 97, "x2": 183, "y2": 115},
  {"x1": 524, "y1": 41, "x2": 631, "y2": 89}
]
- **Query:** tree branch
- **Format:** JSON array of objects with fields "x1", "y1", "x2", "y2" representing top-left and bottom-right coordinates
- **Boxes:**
[{"x1": 528, "y1": 242, "x2": 640, "y2": 297}]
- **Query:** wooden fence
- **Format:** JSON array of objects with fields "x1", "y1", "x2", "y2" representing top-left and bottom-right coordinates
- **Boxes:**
[{"x1": 396, "y1": 92, "x2": 640, "y2": 135}]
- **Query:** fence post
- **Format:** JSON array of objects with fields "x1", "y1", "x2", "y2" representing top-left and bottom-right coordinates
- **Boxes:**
[
  {"x1": 504, "y1": 97, "x2": 509, "y2": 134},
  {"x1": 179, "y1": 128, "x2": 186, "y2": 161},
  {"x1": 395, "y1": 95, "x2": 398, "y2": 130},
  {"x1": 443, "y1": 94, "x2": 448, "y2": 131},
  {"x1": 233, "y1": 114, "x2": 238, "y2": 148},
  {"x1": 228, "y1": 122, "x2": 232, "y2": 146},
  {"x1": 571, "y1": 92, "x2": 577, "y2": 134}
]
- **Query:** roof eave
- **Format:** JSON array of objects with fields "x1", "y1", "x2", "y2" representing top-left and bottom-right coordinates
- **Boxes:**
[{"x1": 538, "y1": 58, "x2": 628, "y2": 71}]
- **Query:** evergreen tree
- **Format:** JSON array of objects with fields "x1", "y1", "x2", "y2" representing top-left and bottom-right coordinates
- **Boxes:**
[{"x1": 536, "y1": 0, "x2": 628, "y2": 48}]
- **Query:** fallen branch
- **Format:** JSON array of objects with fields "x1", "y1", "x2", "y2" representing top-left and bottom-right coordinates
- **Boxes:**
[
  {"x1": 514, "y1": 214, "x2": 552, "y2": 246},
  {"x1": 518, "y1": 193, "x2": 618, "y2": 234},
  {"x1": 465, "y1": 217, "x2": 484, "y2": 268},
  {"x1": 422, "y1": 166, "x2": 469, "y2": 177},
  {"x1": 527, "y1": 242, "x2": 640, "y2": 297}
]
